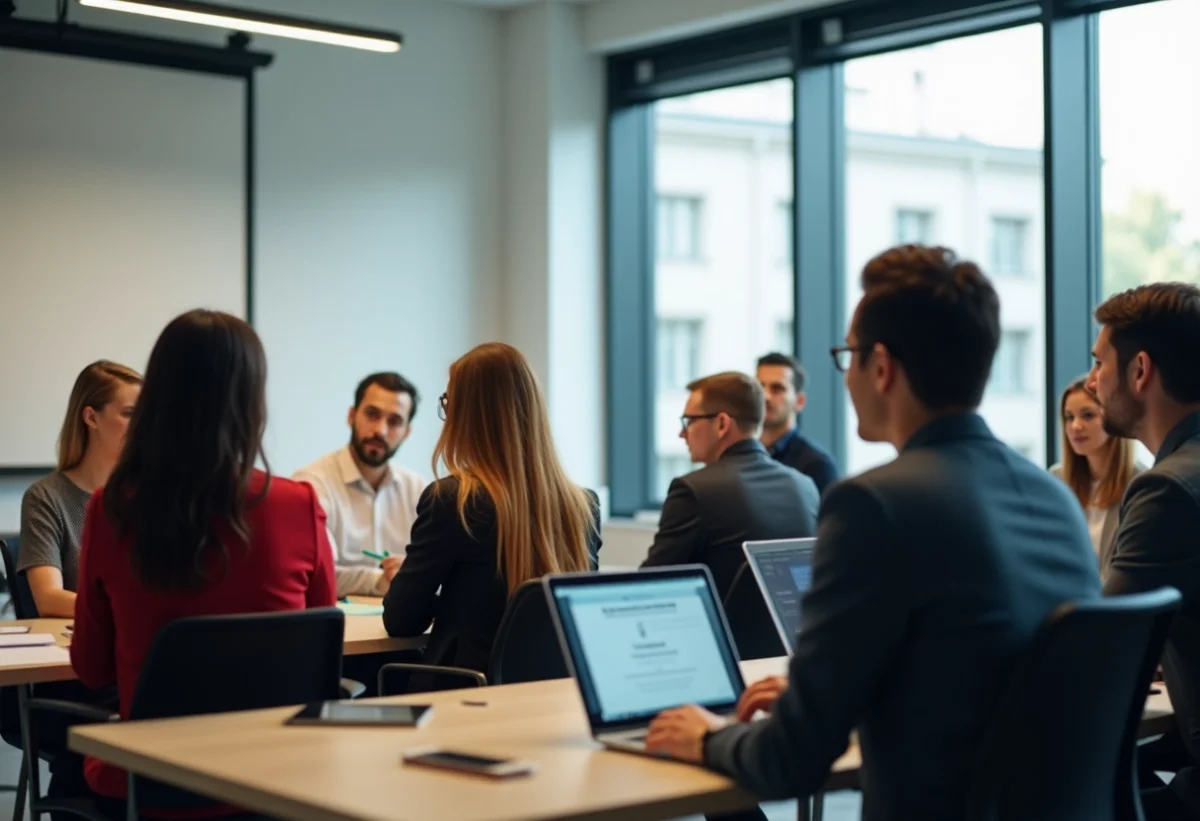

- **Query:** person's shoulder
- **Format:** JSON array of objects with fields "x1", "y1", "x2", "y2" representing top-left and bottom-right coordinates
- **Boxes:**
[
  {"x1": 1049, "y1": 462, "x2": 1064, "y2": 478},
  {"x1": 258, "y1": 472, "x2": 321, "y2": 513},
  {"x1": 1129, "y1": 454, "x2": 1200, "y2": 509},
  {"x1": 292, "y1": 448, "x2": 342, "y2": 482},
  {"x1": 22, "y1": 471, "x2": 76, "y2": 506}
]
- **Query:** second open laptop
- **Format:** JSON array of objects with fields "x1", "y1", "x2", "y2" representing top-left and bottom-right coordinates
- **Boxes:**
[
  {"x1": 543, "y1": 565, "x2": 745, "y2": 757},
  {"x1": 742, "y1": 538, "x2": 817, "y2": 654}
]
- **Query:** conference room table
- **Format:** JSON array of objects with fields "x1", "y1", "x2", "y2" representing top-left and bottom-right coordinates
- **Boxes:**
[
  {"x1": 0, "y1": 599, "x2": 421, "y2": 821},
  {"x1": 0, "y1": 597, "x2": 421, "y2": 687},
  {"x1": 66, "y1": 657, "x2": 1177, "y2": 821}
]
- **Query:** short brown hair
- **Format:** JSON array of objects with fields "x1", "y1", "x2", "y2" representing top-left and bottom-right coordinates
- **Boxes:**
[
  {"x1": 57, "y1": 360, "x2": 142, "y2": 471},
  {"x1": 687, "y1": 371, "x2": 765, "y2": 433},
  {"x1": 855, "y1": 245, "x2": 1000, "y2": 409},
  {"x1": 1094, "y1": 283, "x2": 1200, "y2": 404}
]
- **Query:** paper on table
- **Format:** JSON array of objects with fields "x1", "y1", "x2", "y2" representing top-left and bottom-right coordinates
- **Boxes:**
[
  {"x1": 337, "y1": 601, "x2": 384, "y2": 617},
  {"x1": 0, "y1": 626, "x2": 31, "y2": 635},
  {"x1": 0, "y1": 633, "x2": 54, "y2": 648},
  {"x1": 0, "y1": 645, "x2": 69, "y2": 668}
]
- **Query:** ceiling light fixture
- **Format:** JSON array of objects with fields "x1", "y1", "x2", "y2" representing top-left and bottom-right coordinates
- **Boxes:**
[{"x1": 78, "y1": 0, "x2": 403, "y2": 53}]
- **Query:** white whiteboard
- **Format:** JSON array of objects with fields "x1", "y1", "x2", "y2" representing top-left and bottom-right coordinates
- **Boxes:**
[{"x1": 0, "y1": 48, "x2": 246, "y2": 467}]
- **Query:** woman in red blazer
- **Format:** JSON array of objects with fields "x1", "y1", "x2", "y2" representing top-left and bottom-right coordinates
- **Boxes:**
[{"x1": 59, "y1": 310, "x2": 336, "y2": 812}]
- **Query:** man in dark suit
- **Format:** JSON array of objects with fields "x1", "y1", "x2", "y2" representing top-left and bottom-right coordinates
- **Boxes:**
[
  {"x1": 645, "y1": 245, "x2": 1101, "y2": 821},
  {"x1": 641, "y1": 371, "x2": 819, "y2": 599},
  {"x1": 756, "y1": 352, "x2": 840, "y2": 495},
  {"x1": 1089, "y1": 283, "x2": 1200, "y2": 820}
]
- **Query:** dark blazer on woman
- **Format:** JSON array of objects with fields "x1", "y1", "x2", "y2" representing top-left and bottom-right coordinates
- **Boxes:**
[{"x1": 382, "y1": 476, "x2": 601, "y2": 674}]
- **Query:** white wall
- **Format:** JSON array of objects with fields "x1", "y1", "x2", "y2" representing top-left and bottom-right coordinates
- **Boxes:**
[
  {"x1": 0, "y1": 0, "x2": 504, "y2": 531},
  {"x1": 501, "y1": 2, "x2": 605, "y2": 493}
]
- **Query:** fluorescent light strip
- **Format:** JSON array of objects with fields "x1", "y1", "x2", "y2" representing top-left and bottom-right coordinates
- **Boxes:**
[{"x1": 79, "y1": 0, "x2": 402, "y2": 53}]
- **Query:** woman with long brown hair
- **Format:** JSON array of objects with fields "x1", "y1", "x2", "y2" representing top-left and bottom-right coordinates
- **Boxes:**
[
  {"x1": 1050, "y1": 376, "x2": 1142, "y2": 578},
  {"x1": 64, "y1": 310, "x2": 335, "y2": 808},
  {"x1": 383, "y1": 342, "x2": 601, "y2": 673},
  {"x1": 19, "y1": 360, "x2": 142, "y2": 617}
]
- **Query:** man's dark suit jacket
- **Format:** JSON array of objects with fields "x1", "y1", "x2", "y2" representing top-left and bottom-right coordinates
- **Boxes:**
[
  {"x1": 767, "y1": 427, "x2": 841, "y2": 496},
  {"x1": 382, "y1": 477, "x2": 601, "y2": 673},
  {"x1": 641, "y1": 438, "x2": 820, "y2": 599},
  {"x1": 704, "y1": 414, "x2": 1101, "y2": 821},
  {"x1": 1106, "y1": 410, "x2": 1200, "y2": 768}
]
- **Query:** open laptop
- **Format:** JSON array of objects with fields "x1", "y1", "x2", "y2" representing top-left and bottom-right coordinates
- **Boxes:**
[
  {"x1": 742, "y1": 538, "x2": 816, "y2": 654},
  {"x1": 543, "y1": 566, "x2": 745, "y2": 757}
]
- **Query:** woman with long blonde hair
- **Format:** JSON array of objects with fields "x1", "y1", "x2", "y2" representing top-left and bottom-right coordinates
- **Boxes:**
[
  {"x1": 19, "y1": 360, "x2": 142, "y2": 617},
  {"x1": 383, "y1": 342, "x2": 601, "y2": 673},
  {"x1": 1050, "y1": 377, "x2": 1142, "y2": 579}
]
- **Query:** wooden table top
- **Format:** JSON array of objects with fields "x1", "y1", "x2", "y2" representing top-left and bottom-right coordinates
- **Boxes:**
[
  {"x1": 69, "y1": 655, "x2": 1176, "y2": 821},
  {"x1": 0, "y1": 599, "x2": 420, "y2": 687},
  {"x1": 71, "y1": 658, "x2": 821, "y2": 821}
]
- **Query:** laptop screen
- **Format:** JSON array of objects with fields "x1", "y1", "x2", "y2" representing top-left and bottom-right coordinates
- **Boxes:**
[
  {"x1": 743, "y1": 538, "x2": 816, "y2": 652},
  {"x1": 546, "y1": 570, "x2": 744, "y2": 730}
]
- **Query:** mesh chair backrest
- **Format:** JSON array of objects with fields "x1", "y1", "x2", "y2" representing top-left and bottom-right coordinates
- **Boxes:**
[{"x1": 966, "y1": 588, "x2": 1181, "y2": 821}]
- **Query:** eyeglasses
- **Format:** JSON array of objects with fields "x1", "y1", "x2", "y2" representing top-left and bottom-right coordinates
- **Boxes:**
[
  {"x1": 437, "y1": 393, "x2": 448, "y2": 421},
  {"x1": 830, "y1": 345, "x2": 872, "y2": 373},
  {"x1": 680, "y1": 413, "x2": 720, "y2": 433}
]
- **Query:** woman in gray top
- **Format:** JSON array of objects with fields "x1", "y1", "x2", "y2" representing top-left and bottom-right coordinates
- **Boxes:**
[
  {"x1": 1049, "y1": 377, "x2": 1141, "y2": 580},
  {"x1": 19, "y1": 361, "x2": 141, "y2": 616}
]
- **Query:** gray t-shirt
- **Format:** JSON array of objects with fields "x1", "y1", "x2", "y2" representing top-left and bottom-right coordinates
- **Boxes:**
[{"x1": 18, "y1": 471, "x2": 92, "y2": 591}]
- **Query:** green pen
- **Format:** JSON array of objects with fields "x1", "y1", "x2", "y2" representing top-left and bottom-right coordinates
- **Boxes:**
[{"x1": 363, "y1": 549, "x2": 390, "y2": 561}]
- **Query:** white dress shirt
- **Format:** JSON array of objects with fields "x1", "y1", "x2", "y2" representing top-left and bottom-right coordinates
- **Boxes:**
[{"x1": 294, "y1": 446, "x2": 428, "y2": 597}]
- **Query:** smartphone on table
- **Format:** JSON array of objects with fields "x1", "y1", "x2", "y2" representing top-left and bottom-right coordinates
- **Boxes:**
[{"x1": 401, "y1": 748, "x2": 536, "y2": 779}]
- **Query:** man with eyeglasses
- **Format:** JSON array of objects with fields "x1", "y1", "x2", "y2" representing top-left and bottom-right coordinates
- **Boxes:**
[
  {"x1": 640, "y1": 371, "x2": 819, "y2": 599},
  {"x1": 645, "y1": 246, "x2": 1099, "y2": 821}
]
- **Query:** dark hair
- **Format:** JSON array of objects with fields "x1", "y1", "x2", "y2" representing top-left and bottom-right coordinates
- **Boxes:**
[
  {"x1": 854, "y1": 245, "x2": 1000, "y2": 409},
  {"x1": 687, "y1": 371, "x2": 765, "y2": 433},
  {"x1": 1094, "y1": 283, "x2": 1200, "y2": 404},
  {"x1": 104, "y1": 310, "x2": 269, "y2": 592},
  {"x1": 756, "y1": 352, "x2": 807, "y2": 392},
  {"x1": 354, "y1": 372, "x2": 420, "y2": 422}
]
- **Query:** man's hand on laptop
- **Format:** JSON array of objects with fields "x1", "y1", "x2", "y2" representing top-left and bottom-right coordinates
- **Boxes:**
[
  {"x1": 737, "y1": 676, "x2": 788, "y2": 721},
  {"x1": 645, "y1": 706, "x2": 728, "y2": 763}
]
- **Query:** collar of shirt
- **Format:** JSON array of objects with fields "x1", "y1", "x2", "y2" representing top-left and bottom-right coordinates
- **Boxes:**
[
  {"x1": 768, "y1": 426, "x2": 800, "y2": 458},
  {"x1": 1156, "y1": 410, "x2": 1200, "y2": 464},
  {"x1": 336, "y1": 445, "x2": 397, "y2": 492}
]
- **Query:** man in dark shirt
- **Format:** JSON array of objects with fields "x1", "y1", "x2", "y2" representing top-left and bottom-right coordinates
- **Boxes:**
[
  {"x1": 756, "y1": 353, "x2": 840, "y2": 494},
  {"x1": 645, "y1": 246, "x2": 1099, "y2": 821},
  {"x1": 641, "y1": 371, "x2": 819, "y2": 599},
  {"x1": 1089, "y1": 282, "x2": 1200, "y2": 820}
]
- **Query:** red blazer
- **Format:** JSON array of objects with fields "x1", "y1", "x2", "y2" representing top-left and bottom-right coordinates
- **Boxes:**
[{"x1": 71, "y1": 470, "x2": 336, "y2": 803}]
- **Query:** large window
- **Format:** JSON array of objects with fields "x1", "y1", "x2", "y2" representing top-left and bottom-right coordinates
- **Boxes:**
[
  {"x1": 843, "y1": 25, "x2": 1047, "y2": 473},
  {"x1": 1100, "y1": 1, "x2": 1200, "y2": 298},
  {"x1": 651, "y1": 79, "x2": 794, "y2": 501},
  {"x1": 657, "y1": 195, "x2": 704, "y2": 262}
]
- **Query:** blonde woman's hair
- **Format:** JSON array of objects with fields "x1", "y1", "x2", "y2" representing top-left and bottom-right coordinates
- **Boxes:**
[
  {"x1": 1059, "y1": 377, "x2": 1136, "y2": 510},
  {"x1": 57, "y1": 361, "x2": 143, "y2": 472},
  {"x1": 433, "y1": 343, "x2": 596, "y2": 594}
]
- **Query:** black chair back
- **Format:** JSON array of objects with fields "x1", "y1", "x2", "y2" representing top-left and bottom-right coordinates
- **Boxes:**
[
  {"x1": 966, "y1": 587, "x2": 1181, "y2": 821},
  {"x1": 0, "y1": 538, "x2": 38, "y2": 620},
  {"x1": 128, "y1": 608, "x2": 345, "y2": 810},
  {"x1": 723, "y1": 563, "x2": 786, "y2": 661},
  {"x1": 378, "y1": 663, "x2": 486, "y2": 696},
  {"x1": 488, "y1": 579, "x2": 568, "y2": 685}
]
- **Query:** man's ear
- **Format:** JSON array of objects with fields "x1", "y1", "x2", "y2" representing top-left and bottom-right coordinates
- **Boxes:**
[
  {"x1": 873, "y1": 343, "x2": 897, "y2": 394},
  {"x1": 346, "y1": 406, "x2": 356, "y2": 429},
  {"x1": 1131, "y1": 351, "x2": 1153, "y2": 396},
  {"x1": 794, "y1": 392, "x2": 807, "y2": 414}
]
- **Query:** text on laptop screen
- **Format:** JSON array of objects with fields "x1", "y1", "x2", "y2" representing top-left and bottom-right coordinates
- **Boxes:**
[
  {"x1": 552, "y1": 576, "x2": 741, "y2": 725},
  {"x1": 751, "y1": 543, "x2": 814, "y2": 648}
]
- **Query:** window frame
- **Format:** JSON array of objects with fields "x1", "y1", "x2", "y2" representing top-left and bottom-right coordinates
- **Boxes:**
[{"x1": 606, "y1": 0, "x2": 1121, "y2": 516}]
